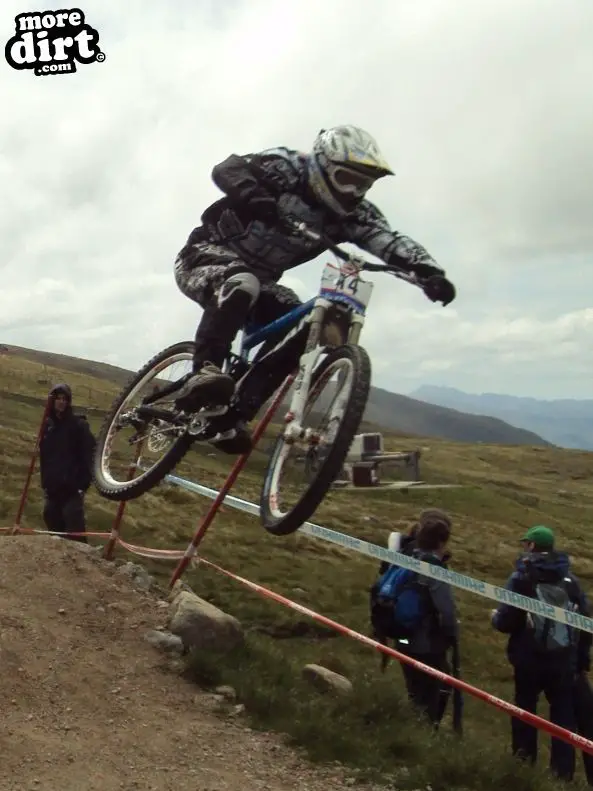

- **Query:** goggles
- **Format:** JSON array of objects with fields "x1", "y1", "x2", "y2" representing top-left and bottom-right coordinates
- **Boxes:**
[{"x1": 327, "y1": 164, "x2": 376, "y2": 196}]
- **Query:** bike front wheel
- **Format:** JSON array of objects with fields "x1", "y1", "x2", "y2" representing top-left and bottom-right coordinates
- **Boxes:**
[{"x1": 260, "y1": 343, "x2": 371, "y2": 536}]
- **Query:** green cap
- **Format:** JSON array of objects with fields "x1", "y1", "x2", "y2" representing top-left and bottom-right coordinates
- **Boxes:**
[{"x1": 520, "y1": 525, "x2": 555, "y2": 550}]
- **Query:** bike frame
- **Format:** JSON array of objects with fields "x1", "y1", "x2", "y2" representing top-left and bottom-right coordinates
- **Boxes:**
[{"x1": 231, "y1": 254, "x2": 374, "y2": 443}]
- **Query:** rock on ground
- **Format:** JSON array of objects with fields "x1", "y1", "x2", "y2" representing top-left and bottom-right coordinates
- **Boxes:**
[
  {"x1": 302, "y1": 664, "x2": 354, "y2": 695},
  {"x1": 168, "y1": 588, "x2": 244, "y2": 652},
  {"x1": 0, "y1": 536, "x2": 377, "y2": 791}
]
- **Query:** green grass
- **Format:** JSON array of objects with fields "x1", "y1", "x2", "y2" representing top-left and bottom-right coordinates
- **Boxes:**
[{"x1": 1, "y1": 350, "x2": 593, "y2": 789}]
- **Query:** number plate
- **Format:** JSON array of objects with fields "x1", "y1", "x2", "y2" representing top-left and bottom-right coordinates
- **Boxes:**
[{"x1": 319, "y1": 261, "x2": 374, "y2": 312}]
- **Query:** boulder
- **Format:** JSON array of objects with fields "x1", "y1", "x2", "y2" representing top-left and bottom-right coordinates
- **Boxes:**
[
  {"x1": 302, "y1": 664, "x2": 353, "y2": 695},
  {"x1": 168, "y1": 591, "x2": 244, "y2": 652}
]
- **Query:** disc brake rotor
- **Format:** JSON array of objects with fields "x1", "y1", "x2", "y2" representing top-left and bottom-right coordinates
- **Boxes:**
[{"x1": 146, "y1": 420, "x2": 175, "y2": 453}]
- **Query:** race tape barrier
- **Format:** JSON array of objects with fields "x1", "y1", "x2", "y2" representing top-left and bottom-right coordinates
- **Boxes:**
[
  {"x1": 191, "y1": 554, "x2": 593, "y2": 757},
  {"x1": 0, "y1": 526, "x2": 110, "y2": 539},
  {"x1": 163, "y1": 472, "x2": 593, "y2": 637},
  {"x1": 5, "y1": 518, "x2": 593, "y2": 757},
  {"x1": 15, "y1": 385, "x2": 592, "y2": 635},
  {"x1": 9, "y1": 396, "x2": 593, "y2": 758}
]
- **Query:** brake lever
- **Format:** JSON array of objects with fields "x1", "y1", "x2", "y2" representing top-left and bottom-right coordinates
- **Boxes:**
[
  {"x1": 285, "y1": 218, "x2": 318, "y2": 241},
  {"x1": 361, "y1": 262, "x2": 385, "y2": 272}
]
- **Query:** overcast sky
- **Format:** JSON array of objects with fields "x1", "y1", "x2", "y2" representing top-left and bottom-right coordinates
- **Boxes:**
[{"x1": 2, "y1": 0, "x2": 592, "y2": 400}]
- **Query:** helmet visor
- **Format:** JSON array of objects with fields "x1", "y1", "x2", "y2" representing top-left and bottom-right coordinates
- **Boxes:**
[{"x1": 328, "y1": 164, "x2": 375, "y2": 196}]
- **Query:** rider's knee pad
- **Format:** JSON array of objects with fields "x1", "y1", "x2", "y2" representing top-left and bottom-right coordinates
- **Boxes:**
[{"x1": 217, "y1": 271, "x2": 260, "y2": 311}]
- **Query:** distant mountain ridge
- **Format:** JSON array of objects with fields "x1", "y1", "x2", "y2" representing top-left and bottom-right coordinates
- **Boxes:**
[
  {"x1": 411, "y1": 385, "x2": 593, "y2": 451},
  {"x1": 2, "y1": 344, "x2": 550, "y2": 447}
]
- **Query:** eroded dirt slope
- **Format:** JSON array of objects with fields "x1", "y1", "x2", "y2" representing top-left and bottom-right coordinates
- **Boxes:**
[{"x1": 0, "y1": 537, "x2": 377, "y2": 791}]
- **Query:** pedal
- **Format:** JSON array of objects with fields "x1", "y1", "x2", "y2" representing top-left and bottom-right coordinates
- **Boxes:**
[{"x1": 207, "y1": 428, "x2": 238, "y2": 444}]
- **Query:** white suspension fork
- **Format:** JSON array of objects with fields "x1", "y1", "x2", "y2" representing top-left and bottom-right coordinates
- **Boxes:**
[
  {"x1": 282, "y1": 298, "x2": 330, "y2": 442},
  {"x1": 347, "y1": 312, "x2": 365, "y2": 345}
]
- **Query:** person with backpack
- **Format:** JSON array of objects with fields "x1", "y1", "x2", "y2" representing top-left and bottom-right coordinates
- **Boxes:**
[
  {"x1": 491, "y1": 525, "x2": 592, "y2": 782},
  {"x1": 370, "y1": 509, "x2": 459, "y2": 728}
]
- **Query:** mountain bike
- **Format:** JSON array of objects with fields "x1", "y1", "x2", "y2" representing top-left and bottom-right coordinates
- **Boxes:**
[{"x1": 92, "y1": 221, "x2": 429, "y2": 536}]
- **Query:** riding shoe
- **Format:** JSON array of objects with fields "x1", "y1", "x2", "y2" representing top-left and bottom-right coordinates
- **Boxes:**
[
  {"x1": 173, "y1": 364, "x2": 253, "y2": 454},
  {"x1": 174, "y1": 362, "x2": 236, "y2": 411}
]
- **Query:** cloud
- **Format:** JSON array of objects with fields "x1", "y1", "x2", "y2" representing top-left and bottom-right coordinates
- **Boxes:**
[
  {"x1": 364, "y1": 300, "x2": 593, "y2": 398},
  {"x1": 1, "y1": 0, "x2": 592, "y2": 400}
]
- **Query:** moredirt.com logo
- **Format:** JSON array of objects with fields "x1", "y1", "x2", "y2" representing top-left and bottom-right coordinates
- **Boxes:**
[{"x1": 5, "y1": 7, "x2": 105, "y2": 76}]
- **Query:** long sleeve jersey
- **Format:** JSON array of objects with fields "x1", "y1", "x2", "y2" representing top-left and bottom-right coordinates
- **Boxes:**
[{"x1": 192, "y1": 146, "x2": 444, "y2": 283}]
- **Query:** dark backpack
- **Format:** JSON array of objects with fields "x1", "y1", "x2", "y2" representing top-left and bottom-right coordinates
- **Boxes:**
[
  {"x1": 370, "y1": 565, "x2": 430, "y2": 643},
  {"x1": 526, "y1": 575, "x2": 580, "y2": 654}
]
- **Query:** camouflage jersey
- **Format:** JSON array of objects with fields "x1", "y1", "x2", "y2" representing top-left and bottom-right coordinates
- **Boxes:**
[{"x1": 186, "y1": 146, "x2": 444, "y2": 283}]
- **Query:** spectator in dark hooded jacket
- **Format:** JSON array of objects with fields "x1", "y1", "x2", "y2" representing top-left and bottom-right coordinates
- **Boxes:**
[
  {"x1": 371, "y1": 511, "x2": 458, "y2": 727},
  {"x1": 491, "y1": 525, "x2": 592, "y2": 782},
  {"x1": 370, "y1": 511, "x2": 461, "y2": 730},
  {"x1": 39, "y1": 384, "x2": 96, "y2": 544},
  {"x1": 378, "y1": 510, "x2": 458, "y2": 727}
]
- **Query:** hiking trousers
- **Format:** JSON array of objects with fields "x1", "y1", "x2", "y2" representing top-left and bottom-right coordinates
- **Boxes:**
[
  {"x1": 43, "y1": 491, "x2": 88, "y2": 544},
  {"x1": 574, "y1": 674, "x2": 593, "y2": 785},
  {"x1": 400, "y1": 650, "x2": 451, "y2": 726},
  {"x1": 512, "y1": 663, "x2": 576, "y2": 781}
]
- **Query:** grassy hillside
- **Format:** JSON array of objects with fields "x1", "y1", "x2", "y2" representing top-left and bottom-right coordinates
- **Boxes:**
[
  {"x1": 2, "y1": 343, "x2": 132, "y2": 387},
  {"x1": 0, "y1": 343, "x2": 549, "y2": 446},
  {"x1": 1, "y1": 349, "x2": 592, "y2": 789}
]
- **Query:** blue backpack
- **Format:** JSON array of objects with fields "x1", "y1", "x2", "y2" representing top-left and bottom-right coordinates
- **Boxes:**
[{"x1": 370, "y1": 565, "x2": 430, "y2": 642}]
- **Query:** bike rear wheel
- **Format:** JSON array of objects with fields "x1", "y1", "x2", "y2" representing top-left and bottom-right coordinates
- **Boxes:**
[
  {"x1": 259, "y1": 343, "x2": 371, "y2": 536},
  {"x1": 93, "y1": 341, "x2": 203, "y2": 502}
]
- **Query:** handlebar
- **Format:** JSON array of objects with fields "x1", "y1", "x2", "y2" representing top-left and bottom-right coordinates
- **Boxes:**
[{"x1": 285, "y1": 219, "x2": 423, "y2": 289}]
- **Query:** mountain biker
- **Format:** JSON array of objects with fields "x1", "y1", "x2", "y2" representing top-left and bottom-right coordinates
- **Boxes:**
[{"x1": 170, "y1": 125, "x2": 457, "y2": 454}]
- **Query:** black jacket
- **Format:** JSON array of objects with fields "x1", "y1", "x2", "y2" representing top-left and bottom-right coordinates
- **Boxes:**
[
  {"x1": 403, "y1": 549, "x2": 459, "y2": 655},
  {"x1": 492, "y1": 550, "x2": 592, "y2": 673},
  {"x1": 39, "y1": 384, "x2": 96, "y2": 497},
  {"x1": 183, "y1": 147, "x2": 445, "y2": 283}
]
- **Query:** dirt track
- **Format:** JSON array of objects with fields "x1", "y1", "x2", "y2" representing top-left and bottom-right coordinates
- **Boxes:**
[{"x1": 0, "y1": 537, "x2": 377, "y2": 791}]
